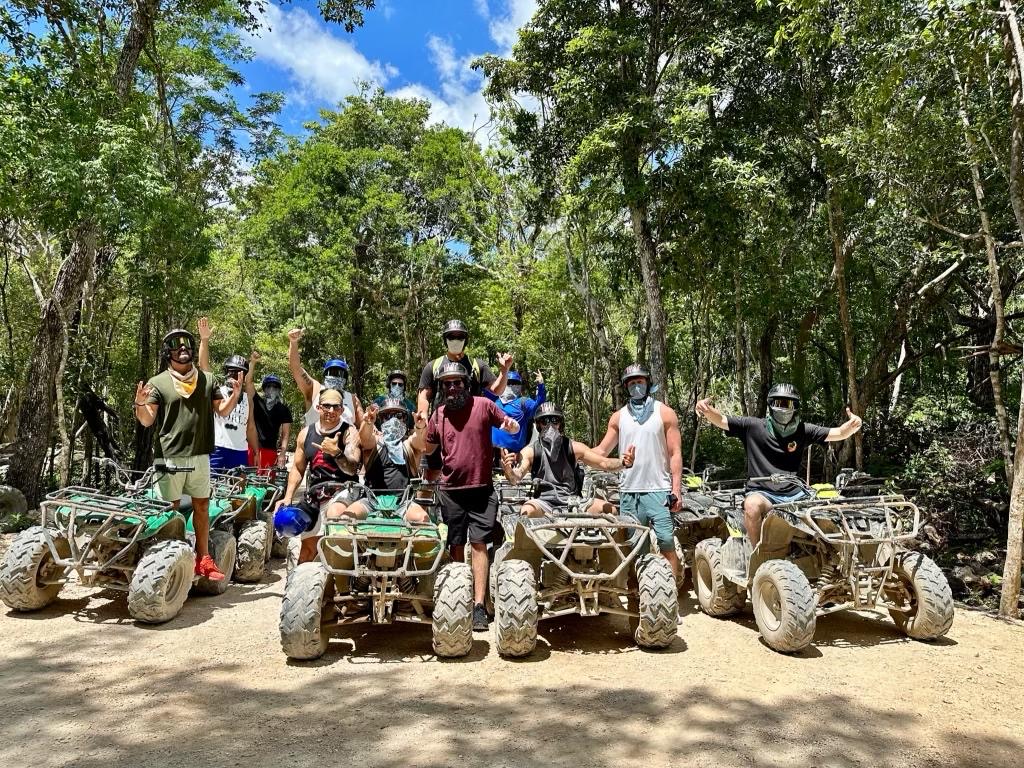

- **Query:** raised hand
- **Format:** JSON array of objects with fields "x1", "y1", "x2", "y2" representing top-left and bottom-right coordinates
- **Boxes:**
[
  {"x1": 249, "y1": 350, "x2": 262, "y2": 365},
  {"x1": 496, "y1": 352, "x2": 513, "y2": 372},
  {"x1": 198, "y1": 317, "x2": 213, "y2": 341},
  {"x1": 413, "y1": 411, "x2": 428, "y2": 431},
  {"x1": 500, "y1": 415, "x2": 519, "y2": 433},
  {"x1": 695, "y1": 398, "x2": 720, "y2": 420},
  {"x1": 363, "y1": 403, "x2": 379, "y2": 426},
  {"x1": 312, "y1": 434, "x2": 340, "y2": 457},
  {"x1": 845, "y1": 407, "x2": 863, "y2": 432},
  {"x1": 534, "y1": 369, "x2": 544, "y2": 384},
  {"x1": 135, "y1": 381, "x2": 154, "y2": 405},
  {"x1": 622, "y1": 444, "x2": 636, "y2": 468},
  {"x1": 227, "y1": 375, "x2": 242, "y2": 395},
  {"x1": 287, "y1": 327, "x2": 304, "y2": 343}
]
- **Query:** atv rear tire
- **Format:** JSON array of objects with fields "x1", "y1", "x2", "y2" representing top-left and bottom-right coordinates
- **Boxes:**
[
  {"x1": 494, "y1": 559, "x2": 538, "y2": 657},
  {"x1": 234, "y1": 520, "x2": 270, "y2": 583},
  {"x1": 193, "y1": 529, "x2": 236, "y2": 595},
  {"x1": 0, "y1": 485, "x2": 28, "y2": 519},
  {"x1": 633, "y1": 554, "x2": 678, "y2": 649},
  {"x1": 432, "y1": 562, "x2": 473, "y2": 658},
  {"x1": 0, "y1": 526, "x2": 68, "y2": 611},
  {"x1": 694, "y1": 538, "x2": 746, "y2": 617},
  {"x1": 128, "y1": 540, "x2": 194, "y2": 624},
  {"x1": 752, "y1": 559, "x2": 816, "y2": 653},
  {"x1": 887, "y1": 551, "x2": 954, "y2": 640},
  {"x1": 280, "y1": 562, "x2": 334, "y2": 660}
]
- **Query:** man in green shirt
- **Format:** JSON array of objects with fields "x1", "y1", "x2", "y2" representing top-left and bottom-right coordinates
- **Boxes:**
[{"x1": 134, "y1": 326, "x2": 242, "y2": 581}]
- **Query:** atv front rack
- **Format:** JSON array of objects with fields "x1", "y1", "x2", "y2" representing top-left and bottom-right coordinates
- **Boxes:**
[{"x1": 522, "y1": 513, "x2": 647, "y2": 583}]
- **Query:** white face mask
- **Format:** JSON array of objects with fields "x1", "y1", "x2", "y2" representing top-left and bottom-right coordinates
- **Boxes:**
[
  {"x1": 323, "y1": 374, "x2": 347, "y2": 391},
  {"x1": 445, "y1": 338, "x2": 466, "y2": 355},
  {"x1": 381, "y1": 416, "x2": 407, "y2": 443}
]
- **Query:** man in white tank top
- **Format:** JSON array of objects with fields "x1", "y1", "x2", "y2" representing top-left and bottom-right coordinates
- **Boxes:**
[
  {"x1": 287, "y1": 327, "x2": 362, "y2": 427},
  {"x1": 594, "y1": 364, "x2": 683, "y2": 578}
]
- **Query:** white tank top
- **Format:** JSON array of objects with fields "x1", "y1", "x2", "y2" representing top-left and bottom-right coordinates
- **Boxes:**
[
  {"x1": 617, "y1": 403, "x2": 670, "y2": 492},
  {"x1": 304, "y1": 388, "x2": 355, "y2": 427},
  {"x1": 214, "y1": 389, "x2": 250, "y2": 451}
]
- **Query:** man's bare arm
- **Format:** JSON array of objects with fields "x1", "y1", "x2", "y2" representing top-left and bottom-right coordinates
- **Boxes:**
[{"x1": 591, "y1": 411, "x2": 620, "y2": 457}]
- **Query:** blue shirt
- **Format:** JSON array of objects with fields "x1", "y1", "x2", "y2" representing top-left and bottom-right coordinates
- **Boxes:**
[{"x1": 484, "y1": 383, "x2": 546, "y2": 452}]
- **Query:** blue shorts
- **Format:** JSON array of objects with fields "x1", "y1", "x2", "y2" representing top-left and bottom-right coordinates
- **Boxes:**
[
  {"x1": 210, "y1": 446, "x2": 249, "y2": 470},
  {"x1": 620, "y1": 491, "x2": 674, "y2": 552},
  {"x1": 746, "y1": 488, "x2": 811, "y2": 506}
]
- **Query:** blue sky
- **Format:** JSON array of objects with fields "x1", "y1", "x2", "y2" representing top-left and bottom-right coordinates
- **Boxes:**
[{"x1": 236, "y1": 0, "x2": 537, "y2": 141}]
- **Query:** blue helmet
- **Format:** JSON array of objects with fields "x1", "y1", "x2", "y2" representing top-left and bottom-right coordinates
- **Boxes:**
[
  {"x1": 274, "y1": 505, "x2": 316, "y2": 537},
  {"x1": 507, "y1": 371, "x2": 523, "y2": 384},
  {"x1": 262, "y1": 374, "x2": 282, "y2": 388},
  {"x1": 323, "y1": 358, "x2": 349, "y2": 373}
]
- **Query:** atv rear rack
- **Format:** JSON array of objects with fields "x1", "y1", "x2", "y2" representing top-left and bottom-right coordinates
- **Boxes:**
[{"x1": 318, "y1": 519, "x2": 445, "y2": 579}]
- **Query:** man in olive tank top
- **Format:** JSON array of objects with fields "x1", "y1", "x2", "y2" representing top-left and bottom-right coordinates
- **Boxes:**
[{"x1": 594, "y1": 364, "x2": 683, "y2": 579}]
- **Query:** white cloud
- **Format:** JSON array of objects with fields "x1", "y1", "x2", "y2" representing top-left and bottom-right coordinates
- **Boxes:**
[
  {"x1": 242, "y1": 5, "x2": 396, "y2": 105},
  {"x1": 488, "y1": 0, "x2": 538, "y2": 55}
]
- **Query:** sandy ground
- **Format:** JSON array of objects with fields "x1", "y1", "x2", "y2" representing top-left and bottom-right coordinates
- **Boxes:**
[{"x1": 1, "y1": 559, "x2": 1022, "y2": 768}]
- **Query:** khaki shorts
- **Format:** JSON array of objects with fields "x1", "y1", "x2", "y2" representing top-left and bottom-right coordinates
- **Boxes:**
[
  {"x1": 156, "y1": 455, "x2": 212, "y2": 502},
  {"x1": 299, "y1": 489, "x2": 360, "y2": 540}
]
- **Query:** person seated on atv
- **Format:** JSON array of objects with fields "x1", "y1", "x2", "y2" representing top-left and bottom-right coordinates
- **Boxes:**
[
  {"x1": 243, "y1": 351, "x2": 292, "y2": 470},
  {"x1": 500, "y1": 403, "x2": 635, "y2": 516},
  {"x1": 483, "y1": 369, "x2": 546, "y2": 465},
  {"x1": 286, "y1": 327, "x2": 363, "y2": 427},
  {"x1": 695, "y1": 383, "x2": 863, "y2": 547},
  {"x1": 347, "y1": 398, "x2": 430, "y2": 523},
  {"x1": 275, "y1": 388, "x2": 362, "y2": 563},
  {"x1": 373, "y1": 370, "x2": 416, "y2": 428}
]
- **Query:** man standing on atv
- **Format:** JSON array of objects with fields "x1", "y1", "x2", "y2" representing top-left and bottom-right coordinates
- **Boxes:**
[
  {"x1": 501, "y1": 403, "x2": 635, "y2": 516},
  {"x1": 594, "y1": 364, "x2": 684, "y2": 579},
  {"x1": 484, "y1": 369, "x2": 546, "y2": 464},
  {"x1": 373, "y1": 370, "x2": 416, "y2": 429},
  {"x1": 287, "y1": 327, "x2": 363, "y2": 428},
  {"x1": 245, "y1": 351, "x2": 292, "y2": 469},
  {"x1": 695, "y1": 383, "x2": 863, "y2": 547},
  {"x1": 134, "y1": 326, "x2": 241, "y2": 582},
  {"x1": 349, "y1": 398, "x2": 431, "y2": 523},
  {"x1": 422, "y1": 361, "x2": 520, "y2": 631},
  {"x1": 276, "y1": 388, "x2": 362, "y2": 564}
]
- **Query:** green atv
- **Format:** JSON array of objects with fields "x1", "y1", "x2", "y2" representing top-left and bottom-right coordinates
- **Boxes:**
[
  {"x1": 232, "y1": 466, "x2": 290, "y2": 558},
  {"x1": 279, "y1": 481, "x2": 474, "y2": 660},
  {"x1": 693, "y1": 473, "x2": 954, "y2": 653},
  {"x1": 490, "y1": 476, "x2": 678, "y2": 658},
  {"x1": 0, "y1": 460, "x2": 228, "y2": 623}
]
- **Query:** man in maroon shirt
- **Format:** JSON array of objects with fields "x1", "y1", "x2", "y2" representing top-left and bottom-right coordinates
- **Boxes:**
[{"x1": 423, "y1": 360, "x2": 520, "y2": 631}]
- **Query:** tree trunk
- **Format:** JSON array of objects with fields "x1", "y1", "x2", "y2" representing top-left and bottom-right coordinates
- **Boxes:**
[
  {"x1": 999, "y1": 360, "x2": 1024, "y2": 618},
  {"x1": 6, "y1": 223, "x2": 97, "y2": 506},
  {"x1": 756, "y1": 317, "x2": 778, "y2": 417},
  {"x1": 132, "y1": 303, "x2": 153, "y2": 472},
  {"x1": 733, "y1": 270, "x2": 750, "y2": 415},
  {"x1": 114, "y1": 0, "x2": 160, "y2": 100},
  {"x1": 1001, "y1": 0, "x2": 1024, "y2": 241}
]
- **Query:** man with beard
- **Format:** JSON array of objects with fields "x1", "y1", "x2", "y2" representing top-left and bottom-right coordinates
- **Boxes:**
[
  {"x1": 500, "y1": 403, "x2": 635, "y2": 516},
  {"x1": 593, "y1": 364, "x2": 684, "y2": 579},
  {"x1": 422, "y1": 361, "x2": 520, "y2": 631},
  {"x1": 348, "y1": 398, "x2": 430, "y2": 523},
  {"x1": 696, "y1": 383, "x2": 863, "y2": 547},
  {"x1": 245, "y1": 351, "x2": 292, "y2": 469},
  {"x1": 275, "y1": 388, "x2": 362, "y2": 564},
  {"x1": 286, "y1": 327, "x2": 363, "y2": 428},
  {"x1": 134, "y1": 326, "x2": 242, "y2": 581}
]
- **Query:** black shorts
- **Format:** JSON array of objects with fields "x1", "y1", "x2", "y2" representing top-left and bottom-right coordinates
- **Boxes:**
[
  {"x1": 439, "y1": 486, "x2": 497, "y2": 546},
  {"x1": 422, "y1": 451, "x2": 443, "y2": 472}
]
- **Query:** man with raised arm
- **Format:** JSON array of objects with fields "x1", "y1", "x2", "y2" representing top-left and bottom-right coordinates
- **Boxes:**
[
  {"x1": 286, "y1": 327, "x2": 363, "y2": 428},
  {"x1": 695, "y1": 383, "x2": 863, "y2": 547}
]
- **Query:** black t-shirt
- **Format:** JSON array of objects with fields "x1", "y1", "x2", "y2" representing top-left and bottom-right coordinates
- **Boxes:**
[
  {"x1": 726, "y1": 416, "x2": 830, "y2": 494},
  {"x1": 253, "y1": 394, "x2": 293, "y2": 449},
  {"x1": 417, "y1": 354, "x2": 496, "y2": 406}
]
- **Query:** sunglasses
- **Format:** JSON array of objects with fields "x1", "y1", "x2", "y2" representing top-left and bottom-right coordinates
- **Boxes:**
[
  {"x1": 444, "y1": 334, "x2": 468, "y2": 341},
  {"x1": 441, "y1": 379, "x2": 466, "y2": 390},
  {"x1": 167, "y1": 336, "x2": 193, "y2": 349},
  {"x1": 319, "y1": 403, "x2": 343, "y2": 412},
  {"x1": 537, "y1": 416, "x2": 562, "y2": 426}
]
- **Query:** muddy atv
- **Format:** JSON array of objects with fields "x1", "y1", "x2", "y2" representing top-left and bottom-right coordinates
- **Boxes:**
[
  {"x1": 232, "y1": 466, "x2": 290, "y2": 558},
  {"x1": 489, "y1": 481, "x2": 678, "y2": 658},
  {"x1": 279, "y1": 481, "x2": 474, "y2": 660},
  {"x1": 0, "y1": 460, "x2": 228, "y2": 624},
  {"x1": 671, "y1": 466, "x2": 736, "y2": 589},
  {"x1": 693, "y1": 474, "x2": 954, "y2": 653}
]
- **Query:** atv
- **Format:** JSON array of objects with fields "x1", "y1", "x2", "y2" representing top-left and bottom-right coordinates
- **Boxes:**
[
  {"x1": 231, "y1": 466, "x2": 290, "y2": 558},
  {"x1": 0, "y1": 460, "x2": 229, "y2": 624},
  {"x1": 489, "y1": 478, "x2": 678, "y2": 658},
  {"x1": 671, "y1": 465, "x2": 735, "y2": 589},
  {"x1": 693, "y1": 473, "x2": 954, "y2": 653},
  {"x1": 279, "y1": 480, "x2": 474, "y2": 660}
]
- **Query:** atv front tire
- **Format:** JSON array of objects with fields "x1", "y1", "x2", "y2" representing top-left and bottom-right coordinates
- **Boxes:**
[
  {"x1": 128, "y1": 540, "x2": 194, "y2": 624},
  {"x1": 694, "y1": 538, "x2": 746, "y2": 617},
  {"x1": 432, "y1": 562, "x2": 474, "y2": 658},
  {"x1": 280, "y1": 562, "x2": 334, "y2": 660},
  {"x1": 887, "y1": 551, "x2": 954, "y2": 640},
  {"x1": 234, "y1": 520, "x2": 271, "y2": 583},
  {"x1": 633, "y1": 554, "x2": 678, "y2": 649},
  {"x1": 752, "y1": 559, "x2": 816, "y2": 653},
  {"x1": 193, "y1": 529, "x2": 236, "y2": 595},
  {"x1": 494, "y1": 559, "x2": 538, "y2": 658},
  {"x1": 0, "y1": 526, "x2": 68, "y2": 611}
]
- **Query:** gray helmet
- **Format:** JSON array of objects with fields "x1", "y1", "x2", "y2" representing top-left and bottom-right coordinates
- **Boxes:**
[
  {"x1": 386, "y1": 370, "x2": 407, "y2": 385},
  {"x1": 620, "y1": 363, "x2": 651, "y2": 387},
  {"x1": 534, "y1": 402, "x2": 564, "y2": 425},
  {"x1": 436, "y1": 359, "x2": 471, "y2": 382},
  {"x1": 767, "y1": 383, "x2": 801, "y2": 405},
  {"x1": 223, "y1": 354, "x2": 249, "y2": 374},
  {"x1": 441, "y1": 319, "x2": 469, "y2": 339},
  {"x1": 378, "y1": 396, "x2": 409, "y2": 419}
]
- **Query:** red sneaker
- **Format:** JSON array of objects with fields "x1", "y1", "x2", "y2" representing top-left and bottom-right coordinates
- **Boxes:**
[{"x1": 195, "y1": 554, "x2": 225, "y2": 581}]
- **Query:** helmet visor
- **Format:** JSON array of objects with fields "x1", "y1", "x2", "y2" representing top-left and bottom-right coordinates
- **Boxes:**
[{"x1": 166, "y1": 334, "x2": 194, "y2": 350}]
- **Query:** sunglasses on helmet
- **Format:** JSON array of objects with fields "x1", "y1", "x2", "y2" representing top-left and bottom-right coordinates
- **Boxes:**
[{"x1": 167, "y1": 335, "x2": 193, "y2": 350}]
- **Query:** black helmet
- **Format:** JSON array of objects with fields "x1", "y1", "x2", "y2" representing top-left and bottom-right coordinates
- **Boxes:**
[
  {"x1": 620, "y1": 363, "x2": 651, "y2": 386},
  {"x1": 767, "y1": 383, "x2": 801, "y2": 405},
  {"x1": 436, "y1": 359, "x2": 471, "y2": 382},
  {"x1": 386, "y1": 369, "x2": 407, "y2": 384},
  {"x1": 161, "y1": 328, "x2": 196, "y2": 352},
  {"x1": 441, "y1": 319, "x2": 469, "y2": 339},
  {"x1": 378, "y1": 396, "x2": 409, "y2": 418},
  {"x1": 534, "y1": 402, "x2": 564, "y2": 424},
  {"x1": 223, "y1": 354, "x2": 249, "y2": 374}
]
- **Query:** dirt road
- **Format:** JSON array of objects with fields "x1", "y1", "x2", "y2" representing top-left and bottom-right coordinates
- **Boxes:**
[{"x1": 1, "y1": 561, "x2": 1021, "y2": 768}]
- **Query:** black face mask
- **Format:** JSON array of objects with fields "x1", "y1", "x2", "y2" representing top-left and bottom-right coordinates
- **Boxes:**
[{"x1": 444, "y1": 390, "x2": 470, "y2": 410}]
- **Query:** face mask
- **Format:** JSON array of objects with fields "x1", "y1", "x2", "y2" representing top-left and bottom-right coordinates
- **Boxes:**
[
  {"x1": 509, "y1": 384, "x2": 522, "y2": 398},
  {"x1": 381, "y1": 416, "x2": 407, "y2": 443},
  {"x1": 769, "y1": 405, "x2": 795, "y2": 426},
  {"x1": 541, "y1": 425, "x2": 561, "y2": 443},
  {"x1": 445, "y1": 338, "x2": 466, "y2": 355},
  {"x1": 499, "y1": 386, "x2": 517, "y2": 403},
  {"x1": 324, "y1": 374, "x2": 347, "y2": 391},
  {"x1": 264, "y1": 388, "x2": 281, "y2": 408},
  {"x1": 627, "y1": 381, "x2": 648, "y2": 401},
  {"x1": 389, "y1": 382, "x2": 405, "y2": 398}
]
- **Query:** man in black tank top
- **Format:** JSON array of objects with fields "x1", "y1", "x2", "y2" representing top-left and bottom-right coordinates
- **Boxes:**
[
  {"x1": 501, "y1": 403, "x2": 636, "y2": 517},
  {"x1": 275, "y1": 388, "x2": 362, "y2": 563},
  {"x1": 346, "y1": 398, "x2": 432, "y2": 523}
]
